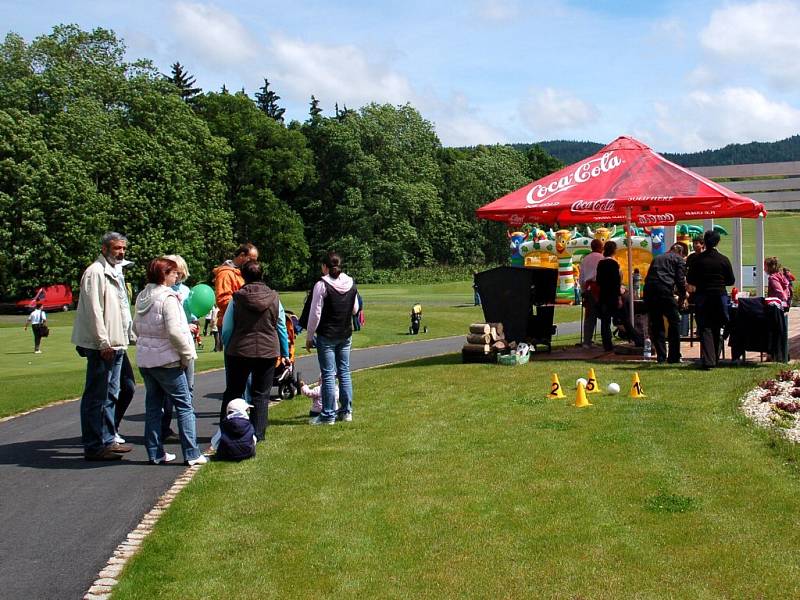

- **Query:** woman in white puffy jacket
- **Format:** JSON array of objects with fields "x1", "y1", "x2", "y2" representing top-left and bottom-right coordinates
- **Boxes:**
[{"x1": 133, "y1": 257, "x2": 205, "y2": 466}]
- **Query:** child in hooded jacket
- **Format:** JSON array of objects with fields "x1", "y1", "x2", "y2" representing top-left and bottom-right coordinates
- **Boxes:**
[
  {"x1": 211, "y1": 397, "x2": 257, "y2": 461},
  {"x1": 300, "y1": 379, "x2": 339, "y2": 419}
]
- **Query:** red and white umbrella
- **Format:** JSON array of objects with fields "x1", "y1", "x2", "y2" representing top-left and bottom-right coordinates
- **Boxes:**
[{"x1": 476, "y1": 136, "x2": 765, "y2": 227}]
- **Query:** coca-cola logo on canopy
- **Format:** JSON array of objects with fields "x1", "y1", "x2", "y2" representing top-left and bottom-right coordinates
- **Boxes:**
[
  {"x1": 526, "y1": 152, "x2": 623, "y2": 205},
  {"x1": 570, "y1": 199, "x2": 616, "y2": 213},
  {"x1": 636, "y1": 213, "x2": 675, "y2": 225}
]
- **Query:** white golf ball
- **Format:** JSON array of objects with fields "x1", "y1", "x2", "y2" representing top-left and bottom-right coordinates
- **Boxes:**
[
  {"x1": 576, "y1": 378, "x2": 588, "y2": 388},
  {"x1": 607, "y1": 382, "x2": 621, "y2": 394}
]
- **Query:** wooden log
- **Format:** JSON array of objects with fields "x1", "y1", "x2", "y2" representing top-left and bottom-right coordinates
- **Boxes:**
[
  {"x1": 492, "y1": 340, "x2": 508, "y2": 350},
  {"x1": 466, "y1": 333, "x2": 491, "y2": 344},
  {"x1": 462, "y1": 343, "x2": 491, "y2": 354},
  {"x1": 490, "y1": 328, "x2": 505, "y2": 341},
  {"x1": 469, "y1": 323, "x2": 491, "y2": 334}
]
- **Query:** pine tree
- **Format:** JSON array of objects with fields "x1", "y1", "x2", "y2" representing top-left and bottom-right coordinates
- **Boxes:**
[
  {"x1": 221, "y1": 84, "x2": 229, "y2": 95},
  {"x1": 309, "y1": 95, "x2": 322, "y2": 119},
  {"x1": 167, "y1": 62, "x2": 201, "y2": 101},
  {"x1": 337, "y1": 103, "x2": 356, "y2": 121},
  {"x1": 255, "y1": 78, "x2": 286, "y2": 123}
]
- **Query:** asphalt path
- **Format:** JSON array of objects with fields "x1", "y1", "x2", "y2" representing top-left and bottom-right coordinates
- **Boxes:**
[{"x1": 0, "y1": 323, "x2": 580, "y2": 599}]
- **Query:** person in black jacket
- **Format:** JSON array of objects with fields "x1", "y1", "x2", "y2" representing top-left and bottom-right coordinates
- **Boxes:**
[
  {"x1": 211, "y1": 398, "x2": 257, "y2": 461},
  {"x1": 686, "y1": 230, "x2": 735, "y2": 369},
  {"x1": 596, "y1": 241, "x2": 623, "y2": 351},
  {"x1": 644, "y1": 243, "x2": 687, "y2": 363}
]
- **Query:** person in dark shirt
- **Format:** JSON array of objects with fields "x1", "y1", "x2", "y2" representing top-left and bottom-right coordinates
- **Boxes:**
[
  {"x1": 644, "y1": 243, "x2": 687, "y2": 363},
  {"x1": 686, "y1": 230, "x2": 735, "y2": 369},
  {"x1": 596, "y1": 241, "x2": 623, "y2": 351}
]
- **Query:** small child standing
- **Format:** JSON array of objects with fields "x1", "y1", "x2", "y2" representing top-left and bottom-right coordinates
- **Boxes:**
[
  {"x1": 300, "y1": 379, "x2": 339, "y2": 421},
  {"x1": 211, "y1": 398, "x2": 257, "y2": 461}
]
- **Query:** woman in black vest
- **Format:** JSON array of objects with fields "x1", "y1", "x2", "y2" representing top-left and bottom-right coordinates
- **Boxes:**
[
  {"x1": 305, "y1": 252, "x2": 360, "y2": 425},
  {"x1": 221, "y1": 261, "x2": 290, "y2": 440}
]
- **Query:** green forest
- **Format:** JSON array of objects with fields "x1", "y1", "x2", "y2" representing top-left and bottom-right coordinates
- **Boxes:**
[
  {"x1": 513, "y1": 135, "x2": 800, "y2": 167},
  {"x1": 0, "y1": 25, "x2": 563, "y2": 298}
]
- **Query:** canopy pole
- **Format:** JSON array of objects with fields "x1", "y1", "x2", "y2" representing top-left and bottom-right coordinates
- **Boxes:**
[
  {"x1": 626, "y1": 207, "x2": 635, "y2": 326},
  {"x1": 755, "y1": 215, "x2": 765, "y2": 297},
  {"x1": 732, "y1": 218, "x2": 743, "y2": 290}
]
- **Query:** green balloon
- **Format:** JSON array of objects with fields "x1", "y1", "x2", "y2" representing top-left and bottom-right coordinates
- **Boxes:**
[{"x1": 188, "y1": 284, "x2": 215, "y2": 317}]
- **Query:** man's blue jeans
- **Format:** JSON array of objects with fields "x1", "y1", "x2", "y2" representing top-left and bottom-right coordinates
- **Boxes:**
[
  {"x1": 316, "y1": 335, "x2": 353, "y2": 422},
  {"x1": 140, "y1": 366, "x2": 200, "y2": 462},
  {"x1": 79, "y1": 347, "x2": 123, "y2": 454}
]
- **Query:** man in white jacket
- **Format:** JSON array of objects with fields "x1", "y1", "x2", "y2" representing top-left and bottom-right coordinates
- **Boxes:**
[{"x1": 72, "y1": 232, "x2": 133, "y2": 460}]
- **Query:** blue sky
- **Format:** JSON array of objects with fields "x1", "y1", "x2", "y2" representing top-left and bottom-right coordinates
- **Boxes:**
[{"x1": 3, "y1": 0, "x2": 800, "y2": 152}]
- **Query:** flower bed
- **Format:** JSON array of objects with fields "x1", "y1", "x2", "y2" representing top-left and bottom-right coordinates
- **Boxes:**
[{"x1": 741, "y1": 369, "x2": 800, "y2": 442}]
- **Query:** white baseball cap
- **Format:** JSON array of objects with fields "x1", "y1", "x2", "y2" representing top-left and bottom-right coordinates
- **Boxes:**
[{"x1": 227, "y1": 398, "x2": 253, "y2": 414}]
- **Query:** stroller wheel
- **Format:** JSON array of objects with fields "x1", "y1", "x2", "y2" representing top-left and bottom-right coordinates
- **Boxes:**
[{"x1": 279, "y1": 382, "x2": 295, "y2": 400}]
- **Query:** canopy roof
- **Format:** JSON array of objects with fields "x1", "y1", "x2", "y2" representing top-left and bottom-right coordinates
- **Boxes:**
[{"x1": 476, "y1": 136, "x2": 767, "y2": 226}]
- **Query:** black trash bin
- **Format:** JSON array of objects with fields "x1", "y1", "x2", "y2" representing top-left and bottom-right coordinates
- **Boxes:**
[{"x1": 474, "y1": 266, "x2": 558, "y2": 351}]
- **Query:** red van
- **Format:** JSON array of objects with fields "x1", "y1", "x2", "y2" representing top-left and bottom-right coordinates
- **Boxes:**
[{"x1": 16, "y1": 284, "x2": 74, "y2": 312}]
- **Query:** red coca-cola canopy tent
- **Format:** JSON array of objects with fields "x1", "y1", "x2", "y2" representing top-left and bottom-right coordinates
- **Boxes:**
[{"x1": 476, "y1": 136, "x2": 766, "y2": 226}]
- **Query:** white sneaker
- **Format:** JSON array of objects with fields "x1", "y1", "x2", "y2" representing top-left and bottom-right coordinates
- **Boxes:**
[
  {"x1": 309, "y1": 416, "x2": 336, "y2": 426},
  {"x1": 151, "y1": 452, "x2": 176, "y2": 465},
  {"x1": 339, "y1": 412, "x2": 353, "y2": 422},
  {"x1": 34, "y1": 350, "x2": 42, "y2": 354},
  {"x1": 187, "y1": 455, "x2": 208, "y2": 466},
  {"x1": 114, "y1": 433, "x2": 126, "y2": 444}
]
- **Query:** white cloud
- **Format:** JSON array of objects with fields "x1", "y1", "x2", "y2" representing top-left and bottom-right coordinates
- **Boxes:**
[
  {"x1": 172, "y1": 2, "x2": 260, "y2": 68},
  {"x1": 654, "y1": 87, "x2": 800, "y2": 151},
  {"x1": 518, "y1": 88, "x2": 599, "y2": 136},
  {"x1": 686, "y1": 65, "x2": 719, "y2": 88},
  {"x1": 269, "y1": 35, "x2": 415, "y2": 107},
  {"x1": 700, "y1": 0, "x2": 800, "y2": 87},
  {"x1": 434, "y1": 114, "x2": 510, "y2": 147},
  {"x1": 474, "y1": 0, "x2": 520, "y2": 22}
]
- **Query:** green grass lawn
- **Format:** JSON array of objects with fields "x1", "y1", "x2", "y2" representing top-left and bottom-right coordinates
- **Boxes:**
[
  {"x1": 0, "y1": 281, "x2": 580, "y2": 418},
  {"x1": 112, "y1": 357, "x2": 800, "y2": 599}
]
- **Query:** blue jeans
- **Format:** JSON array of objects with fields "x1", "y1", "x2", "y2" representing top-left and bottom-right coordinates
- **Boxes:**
[
  {"x1": 140, "y1": 366, "x2": 200, "y2": 462},
  {"x1": 316, "y1": 335, "x2": 353, "y2": 422},
  {"x1": 162, "y1": 358, "x2": 194, "y2": 436},
  {"x1": 78, "y1": 347, "x2": 123, "y2": 454}
]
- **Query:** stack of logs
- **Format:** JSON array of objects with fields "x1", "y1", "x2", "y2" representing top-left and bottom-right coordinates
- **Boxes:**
[{"x1": 462, "y1": 322, "x2": 507, "y2": 363}]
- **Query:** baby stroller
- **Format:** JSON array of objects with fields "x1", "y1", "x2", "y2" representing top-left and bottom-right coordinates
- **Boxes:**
[
  {"x1": 409, "y1": 303, "x2": 428, "y2": 335},
  {"x1": 274, "y1": 311, "x2": 303, "y2": 400}
]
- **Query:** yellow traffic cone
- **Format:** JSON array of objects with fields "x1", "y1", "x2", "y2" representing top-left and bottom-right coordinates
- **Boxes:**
[
  {"x1": 586, "y1": 367, "x2": 600, "y2": 394},
  {"x1": 548, "y1": 373, "x2": 566, "y2": 398},
  {"x1": 629, "y1": 372, "x2": 646, "y2": 398},
  {"x1": 575, "y1": 381, "x2": 592, "y2": 407}
]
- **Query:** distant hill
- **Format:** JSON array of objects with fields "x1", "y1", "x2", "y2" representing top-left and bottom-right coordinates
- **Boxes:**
[
  {"x1": 510, "y1": 135, "x2": 800, "y2": 167},
  {"x1": 509, "y1": 141, "x2": 602, "y2": 166}
]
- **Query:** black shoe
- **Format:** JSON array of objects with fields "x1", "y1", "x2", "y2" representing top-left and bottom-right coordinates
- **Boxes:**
[
  {"x1": 85, "y1": 448, "x2": 123, "y2": 461},
  {"x1": 162, "y1": 429, "x2": 178, "y2": 442}
]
